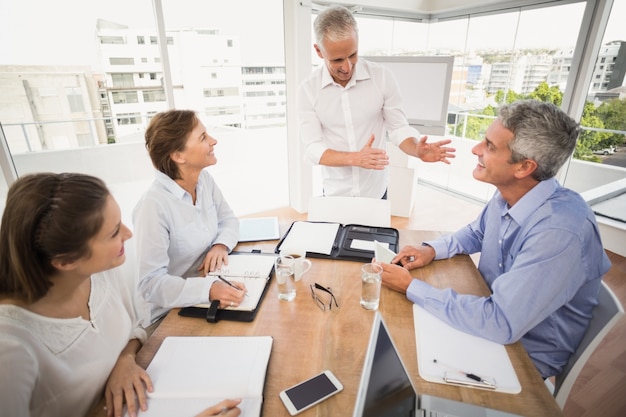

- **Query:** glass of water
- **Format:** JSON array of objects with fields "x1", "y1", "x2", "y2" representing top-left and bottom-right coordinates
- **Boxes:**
[
  {"x1": 360, "y1": 263, "x2": 383, "y2": 310},
  {"x1": 275, "y1": 255, "x2": 296, "y2": 301}
]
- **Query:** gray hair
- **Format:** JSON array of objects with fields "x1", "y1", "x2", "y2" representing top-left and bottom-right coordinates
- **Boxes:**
[
  {"x1": 498, "y1": 100, "x2": 580, "y2": 181},
  {"x1": 314, "y1": 5, "x2": 358, "y2": 47}
]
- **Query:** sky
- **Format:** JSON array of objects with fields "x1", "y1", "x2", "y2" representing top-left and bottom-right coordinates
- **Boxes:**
[
  {"x1": 0, "y1": 0, "x2": 624, "y2": 68},
  {"x1": 0, "y1": 0, "x2": 286, "y2": 67}
]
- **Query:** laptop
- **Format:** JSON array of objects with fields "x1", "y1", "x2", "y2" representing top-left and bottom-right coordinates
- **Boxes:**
[{"x1": 352, "y1": 312, "x2": 523, "y2": 417}]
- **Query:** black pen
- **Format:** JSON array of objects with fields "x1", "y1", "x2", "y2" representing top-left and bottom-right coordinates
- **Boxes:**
[
  {"x1": 217, "y1": 275, "x2": 249, "y2": 297},
  {"x1": 433, "y1": 359, "x2": 495, "y2": 387}
]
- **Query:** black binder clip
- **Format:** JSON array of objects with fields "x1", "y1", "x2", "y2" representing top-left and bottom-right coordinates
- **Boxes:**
[{"x1": 206, "y1": 300, "x2": 220, "y2": 323}]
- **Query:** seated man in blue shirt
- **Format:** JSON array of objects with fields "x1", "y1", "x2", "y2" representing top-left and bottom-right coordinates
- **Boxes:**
[{"x1": 381, "y1": 99, "x2": 612, "y2": 379}]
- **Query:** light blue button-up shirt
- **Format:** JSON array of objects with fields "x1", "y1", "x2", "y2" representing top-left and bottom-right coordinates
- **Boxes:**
[
  {"x1": 408, "y1": 178, "x2": 611, "y2": 378},
  {"x1": 132, "y1": 169, "x2": 239, "y2": 324}
]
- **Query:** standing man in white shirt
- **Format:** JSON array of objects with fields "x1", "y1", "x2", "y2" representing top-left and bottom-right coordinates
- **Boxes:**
[{"x1": 298, "y1": 5, "x2": 456, "y2": 199}]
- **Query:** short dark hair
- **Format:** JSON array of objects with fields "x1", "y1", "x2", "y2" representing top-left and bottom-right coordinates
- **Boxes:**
[
  {"x1": 145, "y1": 109, "x2": 199, "y2": 180},
  {"x1": 499, "y1": 100, "x2": 580, "y2": 181},
  {"x1": 0, "y1": 173, "x2": 109, "y2": 302}
]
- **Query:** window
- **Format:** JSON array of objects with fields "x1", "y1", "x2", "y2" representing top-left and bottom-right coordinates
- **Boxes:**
[
  {"x1": 142, "y1": 89, "x2": 166, "y2": 102},
  {"x1": 109, "y1": 57, "x2": 135, "y2": 65},
  {"x1": 100, "y1": 36, "x2": 125, "y2": 44},
  {"x1": 111, "y1": 73, "x2": 134, "y2": 87},
  {"x1": 112, "y1": 91, "x2": 139, "y2": 104},
  {"x1": 203, "y1": 87, "x2": 239, "y2": 98},
  {"x1": 65, "y1": 87, "x2": 86, "y2": 112},
  {"x1": 116, "y1": 112, "x2": 141, "y2": 125},
  {"x1": 353, "y1": 2, "x2": 591, "y2": 202},
  {"x1": 16, "y1": 1, "x2": 623, "y2": 224}
]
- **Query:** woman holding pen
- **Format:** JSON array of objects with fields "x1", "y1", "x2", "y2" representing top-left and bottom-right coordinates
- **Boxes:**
[{"x1": 132, "y1": 110, "x2": 246, "y2": 329}]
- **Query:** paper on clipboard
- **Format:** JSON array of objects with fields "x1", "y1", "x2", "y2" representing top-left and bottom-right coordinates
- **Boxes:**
[
  {"x1": 413, "y1": 304, "x2": 521, "y2": 394},
  {"x1": 374, "y1": 240, "x2": 396, "y2": 264}
]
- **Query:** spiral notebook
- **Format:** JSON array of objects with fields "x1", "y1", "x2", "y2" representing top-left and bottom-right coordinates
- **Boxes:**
[{"x1": 179, "y1": 252, "x2": 277, "y2": 322}]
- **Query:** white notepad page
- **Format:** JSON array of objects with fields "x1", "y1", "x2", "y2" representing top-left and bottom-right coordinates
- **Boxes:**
[
  {"x1": 202, "y1": 254, "x2": 277, "y2": 311},
  {"x1": 278, "y1": 221, "x2": 340, "y2": 255},
  {"x1": 135, "y1": 336, "x2": 273, "y2": 417},
  {"x1": 413, "y1": 304, "x2": 521, "y2": 394}
]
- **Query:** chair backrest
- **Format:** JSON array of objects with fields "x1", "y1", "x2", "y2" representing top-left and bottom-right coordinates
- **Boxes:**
[
  {"x1": 307, "y1": 196, "x2": 391, "y2": 227},
  {"x1": 553, "y1": 280, "x2": 624, "y2": 408}
]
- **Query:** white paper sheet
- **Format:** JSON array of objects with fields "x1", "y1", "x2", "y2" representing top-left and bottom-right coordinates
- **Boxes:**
[
  {"x1": 413, "y1": 305, "x2": 521, "y2": 394},
  {"x1": 278, "y1": 221, "x2": 340, "y2": 255},
  {"x1": 134, "y1": 336, "x2": 272, "y2": 417}
]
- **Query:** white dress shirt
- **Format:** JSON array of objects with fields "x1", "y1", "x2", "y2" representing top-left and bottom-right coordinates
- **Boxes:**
[
  {"x1": 132, "y1": 169, "x2": 239, "y2": 324},
  {"x1": 298, "y1": 59, "x2": 420, "y2": 198},
  {"x1": 0, "y1": 268, "x2": 147, "y2": 417}
]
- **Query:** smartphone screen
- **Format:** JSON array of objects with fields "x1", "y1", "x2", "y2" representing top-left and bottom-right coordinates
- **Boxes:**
[{"x1": 280, "y1": 370, "x2": 342, "y2": 415}]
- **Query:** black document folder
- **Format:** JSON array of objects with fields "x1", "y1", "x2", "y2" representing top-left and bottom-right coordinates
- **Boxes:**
[
  {"x1": 275, "y1": 221, "x2": 399, "y2": 262},
  {"x1": 178, "y1": 252, "x2": 277, "y2": 323}
]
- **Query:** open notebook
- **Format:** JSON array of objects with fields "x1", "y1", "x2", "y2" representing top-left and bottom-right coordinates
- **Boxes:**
[
  {"x1": 179, "y1": 252, "x2": 277, "y2": 322},
  {"x1": 352, "y1": 312, "x2": 522, "y2": 417},
  {"x1": 134, "y1": 336, "x2": 273, "y2": 417}
]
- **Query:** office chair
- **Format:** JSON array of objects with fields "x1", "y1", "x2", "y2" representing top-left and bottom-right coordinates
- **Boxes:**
[{"x1": 552, "y1": 280, "x2": 624, "y2": 408}]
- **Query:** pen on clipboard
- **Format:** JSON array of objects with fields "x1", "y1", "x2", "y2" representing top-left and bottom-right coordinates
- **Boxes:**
[
  {"x1": 433, "y1": 359, "x2": 495, "y2": 387},
  {"x1": 217, "y1": 275, "x2": 249, "y2": 297}
]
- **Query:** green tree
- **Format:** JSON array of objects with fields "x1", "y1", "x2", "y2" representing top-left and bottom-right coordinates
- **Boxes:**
[
  {"x1": 450, "y1": 84, "x2": 623, "y2": 163},
  {"x1": 527, "y1": 82, "x2": 562, "y2": 106},
  {"x1": 595, "y1": 98, "x2": 626, "y2": 147},
  {"x1": 451, "y1": 105, "x2": 496, "y2": 140},
  {"x1": 494, "y1": 89, "x2": 522, "y2": 105},
  {"x1": 577, "y1": 102, "x2": 611, "y2": 161}
]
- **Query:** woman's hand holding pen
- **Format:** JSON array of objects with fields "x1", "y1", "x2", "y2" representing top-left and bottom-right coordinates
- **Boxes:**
[
  {"x1": 195, "y1": 398, "x2": 242, "y2": 416},
  {"x1": 210, "y1": 279, "x2": 247, "y2": 309}
]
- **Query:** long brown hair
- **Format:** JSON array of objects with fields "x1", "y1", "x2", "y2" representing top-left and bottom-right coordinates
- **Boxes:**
[{"x1": 0, "y1": 173, "x2": 109, "y2": 303}]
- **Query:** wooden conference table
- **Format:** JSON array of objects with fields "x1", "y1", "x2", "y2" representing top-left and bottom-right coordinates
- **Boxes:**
[{"x1": 88, "y1": 207, "x2": 562, "y2": 417}]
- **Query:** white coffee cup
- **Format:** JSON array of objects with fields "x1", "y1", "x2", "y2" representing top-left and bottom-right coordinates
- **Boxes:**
[{"x1": 279, "y1": 247, "x2": 312, "y2": 281}]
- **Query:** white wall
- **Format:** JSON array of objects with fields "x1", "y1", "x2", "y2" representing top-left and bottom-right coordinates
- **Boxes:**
[{"x1": 9, "y1": 128, "x2": 290, "y2": 226}]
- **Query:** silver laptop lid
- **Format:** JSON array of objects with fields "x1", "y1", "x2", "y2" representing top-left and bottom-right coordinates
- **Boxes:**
[{"x1": 352, "y1": 312, "x2": 418, "y2": 417}]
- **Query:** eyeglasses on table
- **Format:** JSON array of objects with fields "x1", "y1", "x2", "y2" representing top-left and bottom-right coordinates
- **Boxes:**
[{"x1": 310, "y1": 282, "x2": 340, "y2": 311}]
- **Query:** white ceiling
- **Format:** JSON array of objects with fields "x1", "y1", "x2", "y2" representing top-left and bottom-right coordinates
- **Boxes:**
[{"x1": 312, "y1": 0, "x2": 578, "y2": 19}]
